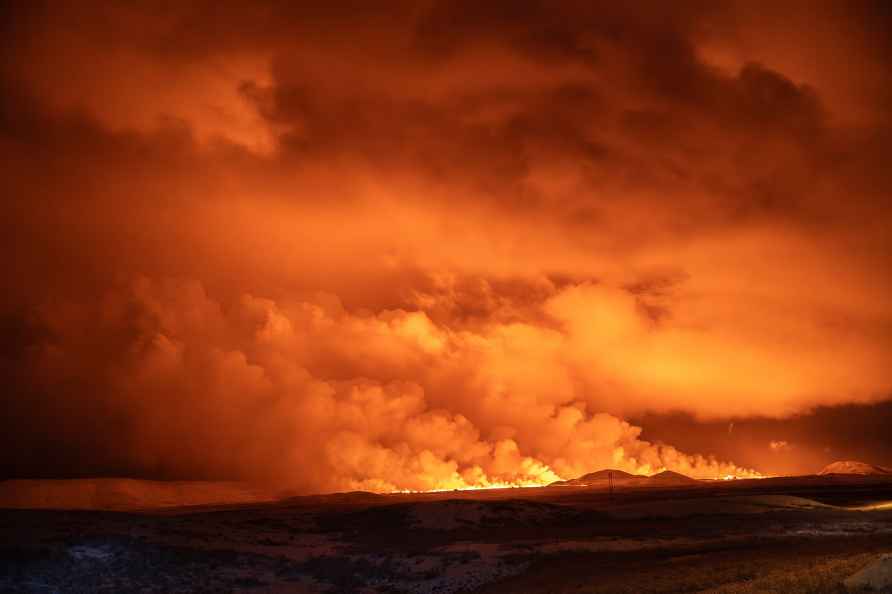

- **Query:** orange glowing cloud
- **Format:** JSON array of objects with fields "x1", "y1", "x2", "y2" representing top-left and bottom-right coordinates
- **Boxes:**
[{"x1": 1, "y1": 1, "x2": 891, "y2": 486}]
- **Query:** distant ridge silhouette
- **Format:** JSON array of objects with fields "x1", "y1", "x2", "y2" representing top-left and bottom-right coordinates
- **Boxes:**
[
  {"x1": 818, "y1": 460, "x2": 892, "y2": 476},
  {"x1": 550, "y1": 468, "x2": 699, "y2": 487}
]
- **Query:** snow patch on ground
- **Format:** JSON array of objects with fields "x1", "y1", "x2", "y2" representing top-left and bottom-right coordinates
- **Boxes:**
[
  {"x1": 353, "y1": 548, "x2": 528, "y2": 594},
  {"x1": 67, "y1": 544, "x2": 119, "y2": 562},
  {"x1": 607, "y1": 495, "x2": 833, "y2": 519},
  {"x1": 844, "y1": 554, "x2": 892, "y2": 592}
]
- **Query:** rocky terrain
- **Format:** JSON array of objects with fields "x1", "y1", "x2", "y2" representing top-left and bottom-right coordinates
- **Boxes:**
[{"x1": 2, "y1": 472, "x2": 892, "y2": 593}]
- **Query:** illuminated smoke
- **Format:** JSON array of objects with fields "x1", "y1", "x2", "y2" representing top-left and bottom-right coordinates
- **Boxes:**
[
  {"x1": 2, "y1": 2, "x2": 891, "y2": 484},
  {"x1": 21, "y1": 279, "x2": 759, "y2": 492}
]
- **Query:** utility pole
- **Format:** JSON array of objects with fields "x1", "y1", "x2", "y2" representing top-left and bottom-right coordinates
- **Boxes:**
[{"x1": 608, "y1": 470, "x2": 614, "y2": 505}]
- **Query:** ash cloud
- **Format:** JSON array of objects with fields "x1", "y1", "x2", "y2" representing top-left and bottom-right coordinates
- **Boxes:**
[{"x1": 1, "y1": 1, "x2": 891, "y2": 486}]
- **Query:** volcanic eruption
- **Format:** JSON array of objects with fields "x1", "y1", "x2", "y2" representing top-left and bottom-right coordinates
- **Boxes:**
[{"x1": 1, "y1": 0, "x2": 891, "y2": 496}]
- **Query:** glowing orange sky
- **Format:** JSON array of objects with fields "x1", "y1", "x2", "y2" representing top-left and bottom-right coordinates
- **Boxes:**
[{"x1": 1, "y1": 1, "x2": 891, "y2": 491}]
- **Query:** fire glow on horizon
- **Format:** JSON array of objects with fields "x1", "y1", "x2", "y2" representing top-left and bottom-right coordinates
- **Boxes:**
[{"x1": 394, "y1": 468, "x2": 766, "y2": 495}]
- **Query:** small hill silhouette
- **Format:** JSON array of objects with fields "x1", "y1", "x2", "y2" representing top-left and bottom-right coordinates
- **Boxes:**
[
  {"x1": 550, "y1": 469, "x2": 640, "y2": 486},
  {"x1": 575, "y1": 469, "x2": 638, "y2": 481},
  {"x1": 648, "y1": 470, "x2": 700, "y2": 485},
  {"x1": 550, "y1": 468, "x2": 700, "y2": 487},
  {"x1": 818, "y1": 461, "x2": 892, "y2": 476}
]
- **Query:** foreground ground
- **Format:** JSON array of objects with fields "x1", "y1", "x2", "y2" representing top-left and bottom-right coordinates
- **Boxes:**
[{"x1": 2, "y1": 476, "x2": 891, "y2": 593}]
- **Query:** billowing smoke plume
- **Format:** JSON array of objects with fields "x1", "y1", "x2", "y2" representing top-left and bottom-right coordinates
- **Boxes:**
[{"x1": 16, "y1": 278, "x2": 758, "y2": 492}]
